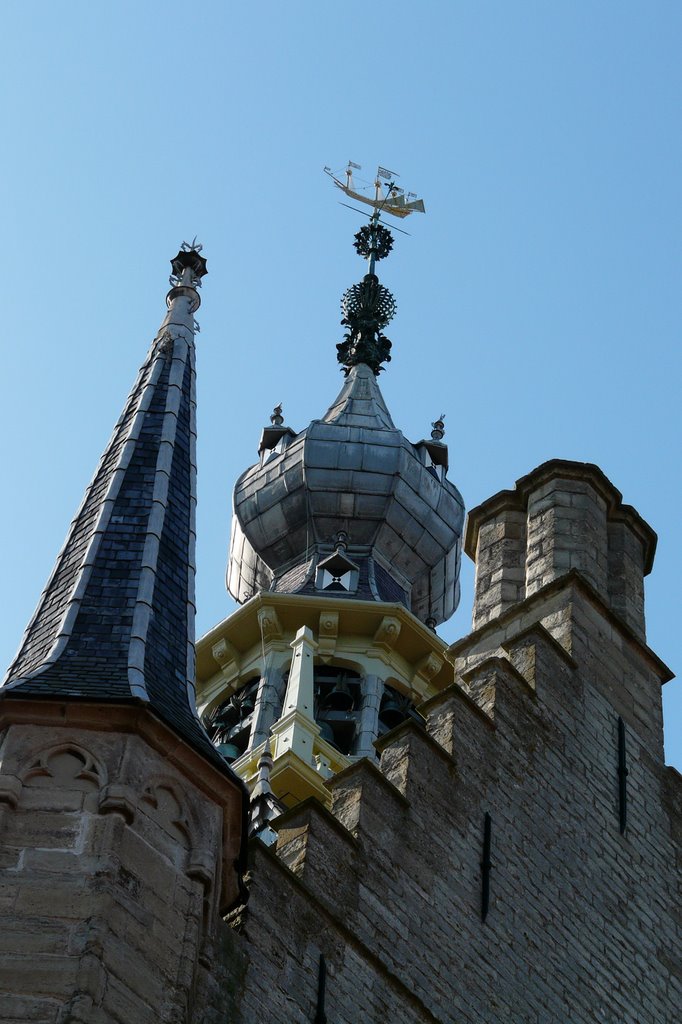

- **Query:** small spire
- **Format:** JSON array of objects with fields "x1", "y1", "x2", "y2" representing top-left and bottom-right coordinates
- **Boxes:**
[
  {"x1": 334, "y1": 530, "x2": 349, "y2": 552},
  {"x1": 270, "y1": 403, "x2": 284, "y2": 426},
  {"x1": 431, "y1": 414, "x2": 446, "y2": 441},
  {"x1": 249, "y1": 739, "x2": 285, "y2": 843}
]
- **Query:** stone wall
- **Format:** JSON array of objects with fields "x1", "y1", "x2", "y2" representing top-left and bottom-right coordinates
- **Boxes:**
[
  {"x1": 219, "y1": 571, "x2": 680, "y2": 1023},
  {"x1": 0, "y1": 704, "x2": 243, "y2": 1024},
  {"x1": 466, "y1": 461, "x2": 656, "y2": 639}
]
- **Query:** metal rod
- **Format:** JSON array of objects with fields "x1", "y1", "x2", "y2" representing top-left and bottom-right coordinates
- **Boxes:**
[
  {"x1": 481, "y1": 812, "x2": 492, "y2": 921},
  {"x1": 337, "y1": 202, "x2": 412, "y2": 235},
  {"x1": 314, "y1": 953, "x2": 327, "y2": 1024},
  {"x1": 618, "y1": 716, "x2": 628, "y2": 835}
]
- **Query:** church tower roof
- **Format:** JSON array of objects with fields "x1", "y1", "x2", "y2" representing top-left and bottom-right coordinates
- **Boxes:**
[
  {"x1": 3, "y1": 243, "x2": 226, "y2": 771},
  {"x1": 227, "y1": 194, "x2": 465, "y2": 627}
]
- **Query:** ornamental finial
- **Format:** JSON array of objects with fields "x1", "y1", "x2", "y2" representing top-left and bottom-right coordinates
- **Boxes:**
[
  {"x1": 167, "y1": 239, "x2": 208, "y2": 314},
  {"x1": 431, "y1": 414, "x2": 446, "y2": 441},
  {"x1": 324, "y1": 162, "x2": 425, "y2": 376}
]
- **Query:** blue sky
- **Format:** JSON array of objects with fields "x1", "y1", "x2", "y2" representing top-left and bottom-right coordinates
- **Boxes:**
[{"x1": 1, "y1": 1, "x2": 680, "y2": 768}]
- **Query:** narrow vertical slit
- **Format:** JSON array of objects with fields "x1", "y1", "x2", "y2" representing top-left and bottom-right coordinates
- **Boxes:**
[
  {"x1": 314, "y1": 953, "x2": 327, "y2": 1024},
  {"x1": 618, "y1": 716, "x2": 628, "y2": 835},
  {"x1": 481, "y1": 811, "x2": 492, "y2": 922}
]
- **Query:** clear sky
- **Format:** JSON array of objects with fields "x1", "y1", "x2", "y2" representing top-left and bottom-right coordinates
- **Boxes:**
[{"x1": 1, "y1": 2, "x2": 680, "y2": 768}]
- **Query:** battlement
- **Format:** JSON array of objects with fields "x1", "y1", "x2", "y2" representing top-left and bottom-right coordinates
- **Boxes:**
[
  {"x1": 465, "y1": 460, "x2": 657, "y2": 639},
  {"x1": 221, "y1": 462, "x2": 679, "y2": 1024}
]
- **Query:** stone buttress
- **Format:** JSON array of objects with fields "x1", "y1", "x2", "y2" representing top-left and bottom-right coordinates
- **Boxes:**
[{"x1": 0, "y1": 245, "x2": 247, "y2": 1024}]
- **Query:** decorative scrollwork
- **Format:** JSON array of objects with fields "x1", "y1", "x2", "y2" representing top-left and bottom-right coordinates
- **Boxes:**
[{"x1": 353, "y1": 223, "x2": 394, "y2": 262}]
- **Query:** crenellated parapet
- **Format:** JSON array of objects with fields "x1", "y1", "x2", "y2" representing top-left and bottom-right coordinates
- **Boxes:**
[{"x1": 219, "y1": 462, "x2": 679, "y2": 1024}]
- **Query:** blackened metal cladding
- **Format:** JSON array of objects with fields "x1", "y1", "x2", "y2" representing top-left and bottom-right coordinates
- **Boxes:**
[
  {"x1": 338, "y1": 273, "x2": 397, "y2": 376},
  {"x1": 314, "y1": 954, "x2": 327, "y2": 1024},
  {"x1": 481, "y1": 812, "x2": 492, "y2": 922},
  {"x1": 618, "y1": 716, "x2": 628, "y2": 835},
  {"x1": 341, "y1": 275, "x2": 397, "y2": 329}
]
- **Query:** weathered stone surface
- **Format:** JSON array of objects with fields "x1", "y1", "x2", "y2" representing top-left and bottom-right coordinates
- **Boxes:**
[
  {"x1": 466, "y1": 460, "x2": 656, "y2": 638},
  {"x1": 0, "y1": 711, "x2": 243, "y2": 1024},
  {"x1": 213, "y1": 525, "x2": 679, "y2": 1024}
]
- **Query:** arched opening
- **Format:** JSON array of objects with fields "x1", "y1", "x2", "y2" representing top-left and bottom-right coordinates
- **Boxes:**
[
  {"x1": 314, "y1": 665, "x2": 362, "y2": 756},
  {"x1": 377, "y1": 683, "x2": 421, "y2": 736},
  {"x1": 205, "y1": 677, "x2": 260, "y2": 763}
]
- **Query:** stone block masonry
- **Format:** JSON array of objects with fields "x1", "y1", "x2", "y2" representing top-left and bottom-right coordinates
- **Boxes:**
[
  {"x1": 466, "y1": 460, "x2": 656, "y2": 639},
  {"x1": 0, "y1": 702, "x2": 244, "y2": 1024},
  {"x1": 217, "y1": 462, "x2": 679, "y2": 1024}
]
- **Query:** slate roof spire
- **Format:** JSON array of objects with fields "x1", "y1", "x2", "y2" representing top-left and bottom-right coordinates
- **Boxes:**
[{"x1": 2, "y1": 242, "x2": 225, "y2": 768}]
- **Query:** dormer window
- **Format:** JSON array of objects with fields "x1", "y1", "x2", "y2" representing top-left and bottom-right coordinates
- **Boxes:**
[
  {"x1": 258, "y1": 425, "x2": 296, "y2": 466},
  {"x1": 319, "y1": 567, "x2": 353, "y2": 591},
  {"x1": 427, "y1": 458, "x2": 445, "y2": 482},
  {"x1": 315, "y1": 546, "x2": 359, "y2": 593},
  {"x1": 264, "y1": 435, "x2": 286, "y2": 463},
  {"x1": 416, "y1": 440, "x2": 448, "y2": 482}
]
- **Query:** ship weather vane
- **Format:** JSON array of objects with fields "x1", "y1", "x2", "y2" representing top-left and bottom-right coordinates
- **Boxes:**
[{"x1": 324, "y1": 162, "x2": 426, "y2": 375}]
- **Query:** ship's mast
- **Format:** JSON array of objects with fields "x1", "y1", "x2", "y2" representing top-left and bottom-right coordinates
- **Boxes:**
[{"x1": 366, "y1": 172, "x2": 396, "y2": 276}]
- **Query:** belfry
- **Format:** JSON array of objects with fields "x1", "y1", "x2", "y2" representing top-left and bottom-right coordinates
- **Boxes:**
[{"x1": 196, "y1": 174, "x2": 465, "y2": 812}]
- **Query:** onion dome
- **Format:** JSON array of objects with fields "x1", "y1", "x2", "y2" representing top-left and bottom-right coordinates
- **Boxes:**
[
  {"x1": 228, "y1": 367, "x2": 463, "y2": 625},
  {"x1": 228, "y1": 194, "x2": 464, "y2": 626},
  {"x1": 228, "y1": 211, "x2": 464, "y2": 627}
]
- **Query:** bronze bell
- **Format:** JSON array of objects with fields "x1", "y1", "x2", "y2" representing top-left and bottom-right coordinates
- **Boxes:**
[
  {"x1": 237, "y1": 689, "x2": 256, "y2": 718},
  {"x1": 379, "y1": 693, "x2": 409, "y2": 730},
  {"x1": 215, "y1": 742, "x2": 242, "y2": 763},
  {"x1": 322, "y1": 678, "x2": 355, "y2": 712}
]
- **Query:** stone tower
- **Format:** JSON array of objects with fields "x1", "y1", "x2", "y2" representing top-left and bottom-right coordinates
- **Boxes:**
[
  {"x1": 0, "y1": 245, "x2": 246, "y2": 1023},
  {"x1": 207, "y1": 461, "x2": 680, "y2": 1023},
  {"x1": 193, "y1": 209, "x2": 680, "y2": 1020},
  {"x1": 1, "y1": 216, "x2": 679, "y2": 1024}
]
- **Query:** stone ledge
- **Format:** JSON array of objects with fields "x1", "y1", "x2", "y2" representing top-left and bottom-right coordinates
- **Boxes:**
[
  {"x1": 418, "y1": 680, "x2": 496, "y2": 729},
  {"x1": 461, "y1": 656, "x2": 536, "y2": 699},
  {"x1": 270, "y1": 796, "x2": 359, "y2": 849},
  {"x1": 327, "y1": 755, "x2": 410, "y2": 809},
  {"x1": 501, "y1": 622, "x2": 578, "y2": 671},
  {"x1": 373, "y1": 718, "x2": 457, "y2": 774}
]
